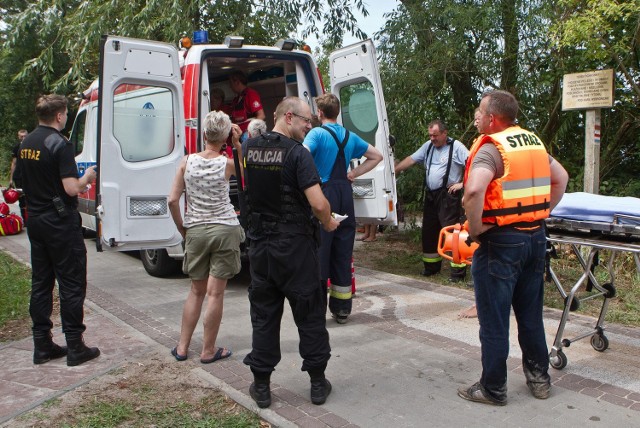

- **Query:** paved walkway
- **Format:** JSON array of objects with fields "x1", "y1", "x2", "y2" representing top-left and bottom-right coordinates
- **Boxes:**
[{"x1": 1, "y1": 226, "x2": 640, "y2": 427}]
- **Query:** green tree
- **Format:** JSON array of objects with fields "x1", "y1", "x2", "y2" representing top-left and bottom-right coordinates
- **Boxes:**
[
  {"x1": 379, "y1": 0, "x2": 640, "y2": 207},
  {"x1": 2, "y1": 0, "x2": 369, "y2": 93},
  {"x1": 0, "y1": 0, "x2": 369, "y2": 174}
]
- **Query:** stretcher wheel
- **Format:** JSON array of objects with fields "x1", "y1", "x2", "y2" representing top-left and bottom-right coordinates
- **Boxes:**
[
  {"x1": 590, "y1": 334, "x2": 609, "y2": 352},
  {"x1": 602, "y1": 283, "x2": 616, "y2": 298},
  {"x1": 565, "y1": 296, "x2": 580, "y2": 312},
  {"x1": 549, "y1": 350, "x2": 567, "y2": 370}
]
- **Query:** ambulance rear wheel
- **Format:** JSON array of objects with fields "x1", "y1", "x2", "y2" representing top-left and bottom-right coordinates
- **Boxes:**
[{"x1": 140, "y1": 249, "x2": 179, "y2": 277}]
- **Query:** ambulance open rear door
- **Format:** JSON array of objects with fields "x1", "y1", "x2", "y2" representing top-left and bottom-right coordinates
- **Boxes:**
[
  {"x1": 329, "y1": 39, "x2": 397, "y2": 225},
  {"x1": 96, "y1": 35, "x2": 184, "y2": 252}
]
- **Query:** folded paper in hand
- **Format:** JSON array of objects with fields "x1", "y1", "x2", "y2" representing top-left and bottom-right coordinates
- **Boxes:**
[{"x1": 332, "y1": 213, "x2": 348, "y2": 223}]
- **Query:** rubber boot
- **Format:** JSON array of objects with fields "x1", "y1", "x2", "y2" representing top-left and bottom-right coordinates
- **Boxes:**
[
  {"x1": 449, "y1": 265, "x2": 467, "y2": 283},
  {"x1": 66, "y1": 337, "x2": 100, "y2": 367},
  {"x1": 309, "y1": 366, "x2": 332, "y2": 405},
  {"x1": 33, "y1": 333, "x2": 68, "y2": 365},
  {"x1": 249, "y1": 370, "x2": 271, "y2": 408},
  {"x1": 421, "y1": 260, "x2": 441, "y2": 277}
]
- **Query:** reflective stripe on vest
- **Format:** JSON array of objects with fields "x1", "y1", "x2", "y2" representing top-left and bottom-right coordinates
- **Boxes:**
[{"x1": 465, "y1": 126, "x2": 551, "y2": 226}]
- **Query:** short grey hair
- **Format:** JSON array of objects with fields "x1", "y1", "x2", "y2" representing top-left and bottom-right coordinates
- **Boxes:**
[
  {"x1": 247, "y1": 118, "x2": 267, "y2": 137},
  {"x1": 203, "y1": 110, "x2": 231, "y2": 143}
]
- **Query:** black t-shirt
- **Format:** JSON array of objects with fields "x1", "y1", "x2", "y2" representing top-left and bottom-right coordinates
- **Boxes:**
[
  {"x1": 11, "y1": 142, "x2": 22, "y2": 185},
  {"x1": 285, "y1": 140, "x2": 322, "y2": 193},
  {"x1": 17, "y1": 125, "x2": 79, "y2": 215},
  {"x1": 11, "y1": 142, "x2": 20, "y2": 159}
]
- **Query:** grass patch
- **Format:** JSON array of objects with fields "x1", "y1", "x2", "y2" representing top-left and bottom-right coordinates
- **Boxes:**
[
  {"x1": 58, "y1": 387, "x2": 261, "y2": 428},
  {"x1": 0, "y1": 251, "x2": 31, "y2": 327},
  {"x1": 354, "y1": 227, "x2": 640, "y2": 327}
]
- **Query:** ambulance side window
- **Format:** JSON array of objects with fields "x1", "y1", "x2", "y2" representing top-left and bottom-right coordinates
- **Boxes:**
[
  {"x1": 70, "y1": 110, "x2": 87, "y2": 156},
  {"x1": 339, "y1": 81, "x2": 378, "y2": 146},
  {"x1": 112, "y1": 84, "x2": 175, "y2": 162}
]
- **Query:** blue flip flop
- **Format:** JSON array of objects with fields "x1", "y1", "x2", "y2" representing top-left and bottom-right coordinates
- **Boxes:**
[
  {"x1": 200, "y1": 347, "x2": 232, "y2": 364},
  {"x1": 171, "y1": 347, "x2": 187, "y2": 361}
]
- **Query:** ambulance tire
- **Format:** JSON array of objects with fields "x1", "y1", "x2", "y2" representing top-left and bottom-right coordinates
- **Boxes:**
[{"x1": 140, "y1": 249, "x2": 180, "y2": 277}]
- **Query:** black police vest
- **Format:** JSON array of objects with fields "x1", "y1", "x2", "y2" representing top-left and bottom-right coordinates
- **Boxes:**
[{"x1": 243, "y1": 132, "x2": 315, "y2": 238}]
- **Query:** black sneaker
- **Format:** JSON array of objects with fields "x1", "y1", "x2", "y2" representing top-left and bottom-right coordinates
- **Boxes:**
[
  {"x1": 310, "y1": 378, "x2": 332, "y2": 405},
  {"x1": 527, "y1": 381, "x2": 551, "y2": 399},
  {"x1": 249, "y1": 382, "x2": 271, "y2": 408},
  {"x1": 457, "y1": 382, "x2": 506, "y2": 406}
]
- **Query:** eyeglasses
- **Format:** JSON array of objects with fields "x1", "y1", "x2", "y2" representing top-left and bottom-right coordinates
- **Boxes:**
[{"x1": 288, "y1": 112, "x2": 312, "y2": 124}]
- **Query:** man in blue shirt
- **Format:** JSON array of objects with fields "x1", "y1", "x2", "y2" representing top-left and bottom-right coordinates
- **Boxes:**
[{"x1": 304, "y1": 93, "x2": 382, "y2": 324}]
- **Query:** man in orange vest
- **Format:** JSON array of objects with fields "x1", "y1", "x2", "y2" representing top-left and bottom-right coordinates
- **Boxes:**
[{"x1": 458, "y1": 90, "x2": 568, "y2": 406}]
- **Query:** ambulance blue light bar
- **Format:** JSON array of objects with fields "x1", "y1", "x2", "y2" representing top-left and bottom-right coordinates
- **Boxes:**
[{"x1": 193, "y1": 30, "x2": 209, "y2": 44}]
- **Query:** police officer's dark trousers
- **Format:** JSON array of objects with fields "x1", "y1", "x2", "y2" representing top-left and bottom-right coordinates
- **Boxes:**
[
  {"x1": 243, "y1": 232, "x2": 331, "y2": 375},
  {"x1": 27, "y1": 210, "x2": 87, "y2": 341}
]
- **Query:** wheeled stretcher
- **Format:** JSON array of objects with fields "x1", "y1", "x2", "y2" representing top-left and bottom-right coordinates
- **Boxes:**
[{"x1": 546, "y1": 192, "x2": 640, "y2": 370}]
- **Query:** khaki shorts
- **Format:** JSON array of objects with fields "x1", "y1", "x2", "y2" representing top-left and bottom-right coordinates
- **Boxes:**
[{"x1": 183, "y1": 223, "x2": 244, "y2": 280}]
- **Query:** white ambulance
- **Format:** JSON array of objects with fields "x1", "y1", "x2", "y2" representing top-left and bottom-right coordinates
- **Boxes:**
[{"x1": 70, "y1": 33, "x2": 397, "y2": 276}]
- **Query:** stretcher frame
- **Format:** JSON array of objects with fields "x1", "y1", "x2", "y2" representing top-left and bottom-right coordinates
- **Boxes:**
[{"x1": 546, "y1": 216, "x2": 640, "y2": 370}]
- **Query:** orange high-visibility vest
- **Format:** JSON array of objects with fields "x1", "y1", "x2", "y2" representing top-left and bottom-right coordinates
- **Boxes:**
[{"x1": 464, "y1": 126, "x2": 551, "y2": 226}]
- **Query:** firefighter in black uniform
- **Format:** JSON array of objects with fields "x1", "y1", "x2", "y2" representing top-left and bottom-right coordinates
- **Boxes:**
[
  {"x1": 17, "y1": 94, "x2": 100, "y2": 366},
  {"x1": 242, "y1": 97, "x2": 340, "y2": 408}
]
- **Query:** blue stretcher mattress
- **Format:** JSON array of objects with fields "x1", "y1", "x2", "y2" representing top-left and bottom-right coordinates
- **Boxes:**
[{"x1": 551, "y1": 192, "x2": 640, "y2": 225}]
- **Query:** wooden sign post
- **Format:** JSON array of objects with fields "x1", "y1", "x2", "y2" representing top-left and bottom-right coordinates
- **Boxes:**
[{"x1": 561, "y1": 69, "x2": 614, "y2": 194}]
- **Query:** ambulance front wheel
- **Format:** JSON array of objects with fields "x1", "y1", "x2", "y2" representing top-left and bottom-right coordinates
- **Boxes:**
[{"x1": 140, "y1": 249, "x2": 180, "y2": 277}]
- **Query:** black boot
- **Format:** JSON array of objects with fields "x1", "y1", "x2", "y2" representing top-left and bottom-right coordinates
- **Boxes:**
[
  {"x1": 310, "y1": 378, "x2": 332, "y2": 405},
  {"x1": 249, "y1": 371, "x2": 271, "y2": 408},
  {"x1": 33, "y1": 333, "x2": 68, "y2": 365},
  {"x1": 449, "y1": 265, "x2": 467, "y2": 283},
  {"x1": 421, "y1": 260, "x2": 441, "y2": 277},
  {"x1": 309, "y1": 366, "x2": 332, "y2": 405},
  {"x1": 66, "y1": 337, "x2": 100, "y2": 367}
]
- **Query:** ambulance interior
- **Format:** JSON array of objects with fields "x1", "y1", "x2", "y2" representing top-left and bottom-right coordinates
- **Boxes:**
[{"x1": 200, "y1": 52, "x2": 321, "y2": 131}]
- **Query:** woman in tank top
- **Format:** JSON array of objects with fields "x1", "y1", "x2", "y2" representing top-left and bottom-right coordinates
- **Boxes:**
[{"x1": 168, "y1": 111, "x2": 244, "y2": 363}]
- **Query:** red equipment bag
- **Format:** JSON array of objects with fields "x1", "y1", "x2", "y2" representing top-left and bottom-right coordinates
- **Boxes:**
[
  {"x1": 0, "y1": 213, "x2": 23, "y2": 236},
  {"x1": 0, "y1": 202, "x2": 9, "y2": 216},
  {"x1": 2, "y1": 188, "x2": 20, "y2": 204}
]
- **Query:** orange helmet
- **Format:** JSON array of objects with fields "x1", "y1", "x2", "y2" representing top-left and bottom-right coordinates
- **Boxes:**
[
  {"x1": 2, "y1": 188, "x2": 20, "y2": 204},
  {"x1": 437, "y1": 223, "x2": 479, "y2": 266}
]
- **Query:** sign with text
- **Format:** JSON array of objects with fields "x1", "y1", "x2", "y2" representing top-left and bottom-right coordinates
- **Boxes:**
[{"x1": 562, "y1": 69, "x2": 614, "y2": 111}]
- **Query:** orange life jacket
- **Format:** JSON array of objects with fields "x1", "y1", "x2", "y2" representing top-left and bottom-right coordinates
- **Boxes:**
[{"x1": 464, "y1": 126, "x2": 551, "y2": 226}]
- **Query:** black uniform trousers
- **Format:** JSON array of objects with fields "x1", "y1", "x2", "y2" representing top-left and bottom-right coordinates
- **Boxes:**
[
  {"x1": 243, "y1": 232, "x2": 331, "y2": 374},
  {"x1": 27, "y1": 210, "x2": 87, "y2": 340}
]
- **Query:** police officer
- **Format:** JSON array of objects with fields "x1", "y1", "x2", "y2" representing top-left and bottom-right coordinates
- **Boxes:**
[
  {"x1": 17, "y1": 94, "x2": 100, "y2": 366},
  {"x1": 242, "y1": 97, "x2": 340, "y2": 408}
]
